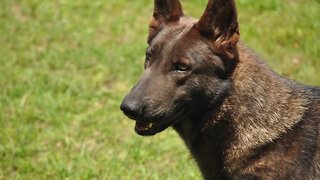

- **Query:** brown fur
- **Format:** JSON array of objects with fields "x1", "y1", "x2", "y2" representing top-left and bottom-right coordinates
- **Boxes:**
[{"x1": 120, "y1": 0, "x2": 320, "y2": 179}]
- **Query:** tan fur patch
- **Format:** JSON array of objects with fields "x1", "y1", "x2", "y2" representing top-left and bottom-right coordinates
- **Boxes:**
[{"x1": 219, "y1": 44, "x2": 309, "y2": 171}]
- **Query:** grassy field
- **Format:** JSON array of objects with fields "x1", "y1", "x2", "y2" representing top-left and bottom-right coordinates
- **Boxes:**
[{"x1": 0, "y1": 0, "x2": 319, "y2": 179}]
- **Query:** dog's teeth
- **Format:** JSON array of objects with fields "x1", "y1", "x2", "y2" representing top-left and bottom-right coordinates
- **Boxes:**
[
  {"x1": 137, "y1": 122, "x2": 153, "y2": 131},
  {"x1": 143, "y1": 123, "x2": 152, "y2": 130}
]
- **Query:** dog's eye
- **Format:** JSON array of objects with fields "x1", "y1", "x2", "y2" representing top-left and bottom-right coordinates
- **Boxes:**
[
  {"x1": 145, "y1": 53, "x2": 152, "y2": 69},
  {"x1": 174, "y1": 63, "x2": 190, "y2": 72},
  {"x1": 145, "y1": 53, "x2": 151, "y2": 62}
]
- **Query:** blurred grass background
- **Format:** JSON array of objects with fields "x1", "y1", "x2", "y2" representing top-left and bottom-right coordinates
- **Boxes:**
[{"x1": 0, "y1": 0, "x2": 319, "y2": 179}]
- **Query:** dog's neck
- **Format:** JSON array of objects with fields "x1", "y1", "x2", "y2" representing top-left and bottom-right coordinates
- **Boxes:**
[
  {"x1": 221, "y1": 44, "x2": 308, "y2": 171},
  {"x1": 172, "y1": 43, "x2": 309, "y2": 177}
]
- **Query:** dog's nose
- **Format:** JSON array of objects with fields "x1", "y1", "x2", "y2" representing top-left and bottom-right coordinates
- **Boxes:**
[{"x1": 120, "y1": 97, "x2": 143, "y2": 120}]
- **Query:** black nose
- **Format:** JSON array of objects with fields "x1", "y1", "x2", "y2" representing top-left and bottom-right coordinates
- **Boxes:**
[{"x1": 120, "y1": 96, "x2": 143, "y2": 120}]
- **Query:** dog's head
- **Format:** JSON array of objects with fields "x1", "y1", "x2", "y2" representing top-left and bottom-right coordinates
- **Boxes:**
[{"x1": 120, "y1": 0, "x2": 239, "y2": 136}]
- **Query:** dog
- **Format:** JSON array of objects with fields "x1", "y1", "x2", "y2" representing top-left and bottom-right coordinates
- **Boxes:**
[{"x1": 120, "y1": 0, "x2": 320, "y2": 179}]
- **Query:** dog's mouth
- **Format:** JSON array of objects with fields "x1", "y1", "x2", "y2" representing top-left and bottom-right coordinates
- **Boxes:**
[
  {"x1": 134, "y1": 121, "x2": 170, "y2": 136},
  {"x1": 134, "y1": 107, "x2": 187, "y2": 136}
]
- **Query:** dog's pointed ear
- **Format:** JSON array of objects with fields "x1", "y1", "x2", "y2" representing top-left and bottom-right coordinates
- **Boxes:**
[
  {"x1": 148, "y1": 0, "x2": 183, "y2": 43},
  {"x1": 196, "y1": 0, "x2": 239, "y2": 59}
]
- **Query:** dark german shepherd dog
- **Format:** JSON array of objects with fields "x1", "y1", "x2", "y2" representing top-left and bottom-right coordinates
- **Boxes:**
[{"x1": 120, "y1": 0, "x2": 320, "y2": 179}]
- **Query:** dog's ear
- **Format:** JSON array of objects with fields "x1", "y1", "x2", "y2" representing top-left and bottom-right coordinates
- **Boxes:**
[
  {"x1": 196, "y1": 0, "x2": 239, "y2": 59},
  {"x1": 148, "y1": 0, "x2": 183, "y2": 43}
]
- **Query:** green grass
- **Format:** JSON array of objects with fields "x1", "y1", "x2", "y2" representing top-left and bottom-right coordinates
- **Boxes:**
[{"x1": 0, "y1": 0, "x2": 319, "y2": 179}]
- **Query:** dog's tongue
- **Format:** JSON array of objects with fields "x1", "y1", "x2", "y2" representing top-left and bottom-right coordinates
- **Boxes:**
[{"x1": 136, "y1": 122, "x2": 153, "y2": 131}]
